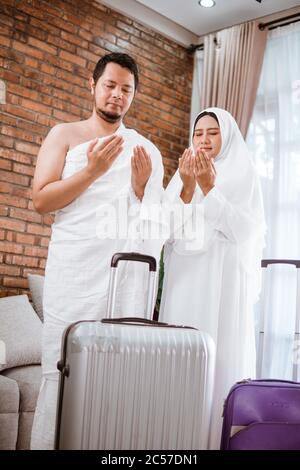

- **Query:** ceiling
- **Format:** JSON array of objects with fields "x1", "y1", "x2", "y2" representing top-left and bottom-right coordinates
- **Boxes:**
[
  {"x1": 136, "y1": 0, "x2": 300, "y2": 35},
  {"x1": 101, "y1": 0, "x2": 300, "y2": 45}
]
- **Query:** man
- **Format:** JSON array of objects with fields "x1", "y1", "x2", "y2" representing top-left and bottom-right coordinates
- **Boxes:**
[{"x1": 31, "y1": 53, "x2": 164, "y2": 449}]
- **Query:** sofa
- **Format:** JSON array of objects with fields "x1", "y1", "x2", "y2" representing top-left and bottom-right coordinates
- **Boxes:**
[{"x1": 0, "y1": 275, "x2": 44, "y2": 450}]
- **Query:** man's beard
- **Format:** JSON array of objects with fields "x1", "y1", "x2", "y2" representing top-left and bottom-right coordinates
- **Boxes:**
[{"x1": 95, "y1": 107, "x2": 122, "y2": 124}]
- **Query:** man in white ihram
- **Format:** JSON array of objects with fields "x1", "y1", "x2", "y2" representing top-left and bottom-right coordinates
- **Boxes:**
[{"x1": 31, "y1": 53, "x2": 164, "y2": 449}]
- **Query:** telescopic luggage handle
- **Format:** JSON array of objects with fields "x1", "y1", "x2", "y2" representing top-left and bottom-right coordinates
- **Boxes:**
[
  {"x1": 107, "y1": 252, "x2": 157, "y2": 320},
  {"x1": 111, "y1": 252, "x2": 156, "y2": 271},
  {"x1": 258, "y1": 259, "x2": 300, "y2": 381},
  {"x1": 261, "y1": 259, "x2": 300, "y2": 268}
]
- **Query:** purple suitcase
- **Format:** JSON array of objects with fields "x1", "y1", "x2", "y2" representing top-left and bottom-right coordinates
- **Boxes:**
[
  {"x1": 221, "y1": 259, "x2": 300, "y2": 450},
  {"x1": 220, "y1": 379, "x2": 300, "y2": 450}
]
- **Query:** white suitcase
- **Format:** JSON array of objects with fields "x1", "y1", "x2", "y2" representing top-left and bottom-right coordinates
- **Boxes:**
[{"x1": 55, "y1": 253, "x2": 215, "y2": 450}]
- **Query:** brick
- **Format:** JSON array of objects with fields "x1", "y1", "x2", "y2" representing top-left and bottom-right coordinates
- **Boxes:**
[
  {"x1": 12, "y1": 255, "x2": 39, "y2": 268},
  {"x1": 78, "y1": 28, "x2": 93, "y2": 42},
  {"x1": 40, "y1": 237, "x2": 50, "y2": 247},
  {"x1": 35, "y1": 114, "x2": 56, "y2": 127},
  {"x1": 61, "y1": 30, "x2": 88, "y2": 48},
  {"x1": 76, "y1": 47, "x2": 100, "y2": 63},
  {"x1": 11, "y1": 186, "x2": 32, "y2": 199},
  {"x1": 42, "y1": 213, "x2": 54, "y2": 226},
  {"x1": 0, "y1": 265, "x2": 21, "y2": 276},
  {"x1": 40, "y1": 63, "x2": 56, "y2": 76},
  {"x1": 47, "y1": 34, "x2": 76, "y2": 53},
  {"x1": 0, "y1": 13, "x2": 14, "y2": 27},
  {"x1": 10, "y1": 207, "x2": 42, "y2": 224},
  {"x1": 0, "y1": 290, "x2": 20, "y2": 298},
  {"x1": 27, "y1": 36, "x2": 57, "y2": 55},
  {"x1": 116, "y1": 21, "x2": 139, "y2": 37},
  {"x1": 1, "y1": 125, "x2": 40, "y2": 145},
  {"x1": 2, "y1": 103, "x2": 35, "y2": 122},
  {"x1": 0, "y1": 182, "x2": 13, "y2": 194},
  {"x1": 0, "y1": 47, "x2": 23, "y2": 64},
  {"x1": 0, "y1": 241, "x2": 23, "y2": 255},
  {"x1": 0, "y1": 169, "x2": 30, "y2": 186},
  {"x1": 55, "y1": 68, "x2": 86, "y2": 88},
  {"x1": 0, "y1": 158, "x2": 12, "y2": 171},
  {"x1": 14, "y1": 19, "x2": 47, "y2": 42},
  {"x1": 28, "y1": 15, "x2": 60, "y2": 36},
  {"x1": 59, "y1": 49, "x2": 86, "y2": 67},
  {"x1": 0, "y1": 229, "x2": 5, "y2": 240},
  {"x1": 0, "y1": 135, "x2": 14, "y2": 148},
  {"x1": 0, "y1": 34, "x2": 10, "y2": 47},
  {"x1": 15, "y1": 141, "x2": 40, "y2": 156},
  {"x1": 19, "y1": 98, "x2": 52, "y2": 116},
  {"x1": 13, "y1": 163, "x2": 35, "y2": 177},
  {"x1": 0, "y1": 194, "x2": 28, "y2": 208},
  {"x1": 53, "y1": 109, "x2": 79, "y2": 122},
  {"x1": 3, "y1": 277, "x2": 29, "y2": 288},
  {"x1": 0, "y1": 217, "x2": 26, "y2": 232},
  {"x1": 14, "y1": 119, "x2": 46, "y2": 138},
  {"x1": 23, "y1": 268, "x2": 45, "y2": 277},
  {"x1": 15, "y1": 233, "x2": 36, "y2": 245},
  {"x1": 24, "y1": 245, "x2": 48, "y2": 258},
  {"x1": 0, "y1": 114, "x2": 16, "y2": 127},
  {"x1": 12, "y1": 40, "x2": 44, "y2": 60},
  {"x1": 0, "y1": 68, "x2": 20, "y2": 84},
  {"x1": 27, "y1": 224, "x2": 51, "y2": 237},
  {"x1": 44, "y1": 52, "x2": 74, "y2": 72},
  {"x1": 0, "y1": 206, "x2": 8, "y2": 216},
  {"x1": 24, "y1": 56, "x2": 39, "y2": 69}
]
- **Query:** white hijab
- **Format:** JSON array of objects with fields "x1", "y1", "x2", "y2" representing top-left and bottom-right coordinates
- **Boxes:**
[{"x1": 165, "y1": 107, "x2": 266, "y2": 299}]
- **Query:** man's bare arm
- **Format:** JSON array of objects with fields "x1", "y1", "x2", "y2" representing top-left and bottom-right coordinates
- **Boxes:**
[{"x1": 32, "y1": 125, "x2": 123, "y2": 214}]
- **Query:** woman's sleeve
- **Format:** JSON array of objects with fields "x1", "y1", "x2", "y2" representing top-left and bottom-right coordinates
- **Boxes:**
[{"x1": 202, "y1": 186, "x2": 259, "y2": 244}]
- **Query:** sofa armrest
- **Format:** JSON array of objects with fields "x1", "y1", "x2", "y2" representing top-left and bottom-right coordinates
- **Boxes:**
[{"x1": 0, "y1": 374, "x2": 19, "y2": 450}]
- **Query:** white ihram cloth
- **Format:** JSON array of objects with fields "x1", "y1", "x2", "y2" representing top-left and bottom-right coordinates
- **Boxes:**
[
  {"x1": 31, "y1": 124, "x2": 164, "y2": 449},
  {"x1": 159, "y1": 108, "x2": 266, "y2": 449}
]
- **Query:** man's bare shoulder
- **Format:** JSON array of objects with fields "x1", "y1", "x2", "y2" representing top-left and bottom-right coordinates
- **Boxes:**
[{"x1": 46, "y1": 121, "x2": 87, "y2": 149}]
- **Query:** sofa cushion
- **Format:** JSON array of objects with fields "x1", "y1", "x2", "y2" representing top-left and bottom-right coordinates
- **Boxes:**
[
  {"x1": 0, "y1": 374, "x2": 19, "y2": 450},
  {"x1": 17, "y1": 411, "x2": 35, "y2": 450},
  {"x1": 0, "y1": 295, "x2": 42, "y2": 372},
  {"x1": 27, "y1": 273, "x2": 44, "y2": 322},
  {"x1": 2, "y1": 365, "x2": 42, "y2": 412},
  {"x1": 0, "y1": 374, "x2": 19, "y2": 413},
  {"x1": 0, "y1": 414, "x2": 19, "y2": 450}
]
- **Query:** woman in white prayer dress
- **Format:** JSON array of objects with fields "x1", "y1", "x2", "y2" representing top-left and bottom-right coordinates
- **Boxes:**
[{"x1": 160, "y1": 107, "x2": 266, "y2": 449}]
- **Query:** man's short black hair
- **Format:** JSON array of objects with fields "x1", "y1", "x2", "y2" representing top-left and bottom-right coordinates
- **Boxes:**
[{"x1": 93, "y1": 53, "x2": 139, "y2": 90}]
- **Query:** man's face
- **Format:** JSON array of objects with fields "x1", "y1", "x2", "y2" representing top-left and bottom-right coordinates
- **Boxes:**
[
  {"x1": 193, "y1": 115, "x2": 222, "y2": 159},
  {"x1": 91, "y1": 62, "x2": 135, "y2": 123}
]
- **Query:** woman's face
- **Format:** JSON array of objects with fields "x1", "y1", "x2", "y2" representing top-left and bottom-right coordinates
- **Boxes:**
[{"x1": 193, "y1": 115, "x2": 222, "y2": 159}]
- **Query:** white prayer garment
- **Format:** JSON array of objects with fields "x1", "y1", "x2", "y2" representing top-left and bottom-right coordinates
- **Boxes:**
[
  {"x1": 159, "y1": 108, "x2": 266, "y2": 449},
  {"x1": 31, "y1": 123, "x2": 165, "y2": 449}
]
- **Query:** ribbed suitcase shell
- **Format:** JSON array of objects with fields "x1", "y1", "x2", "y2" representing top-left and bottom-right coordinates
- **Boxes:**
[{"x1": 55, "y1": 320, "x2": 215, "y2": 450}]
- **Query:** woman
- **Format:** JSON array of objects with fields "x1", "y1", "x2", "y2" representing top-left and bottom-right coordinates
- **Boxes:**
[{"x1": 160, "y1": 107, "x2": 266, "y2": 449}]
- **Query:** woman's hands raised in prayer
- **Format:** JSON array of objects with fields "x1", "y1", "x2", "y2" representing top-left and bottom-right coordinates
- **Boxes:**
[
  {"x1": 179, "y1": 148, "x2": 216, "y2": 202},
  {"x1": 179, "y1": 148, "x2": 196, "y2": 203},
  {"x1": 194, "y1": 148, "x2": 216, "y2": 196}
]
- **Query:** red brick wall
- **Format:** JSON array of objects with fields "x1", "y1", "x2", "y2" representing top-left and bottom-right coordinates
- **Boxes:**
[{"x1": 0, "y1": 0, "x2": 193, "y2": 296}]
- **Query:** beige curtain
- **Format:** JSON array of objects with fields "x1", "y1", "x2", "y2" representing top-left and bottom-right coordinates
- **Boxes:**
[{"x1": 201, "y1": 21, "x2": 267, "y2": 137}]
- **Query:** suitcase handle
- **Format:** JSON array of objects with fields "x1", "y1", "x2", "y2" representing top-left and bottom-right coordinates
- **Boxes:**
[
  {"x1": 111, "y1": 252, "x2": 156, "y2": 271},
  {"x1": 102, "y1": 317, "x2": 196, "y2": 330},
  {"x1": 261, "y1": 259, "x2": 300, "y2": 268},
  {"x1": 107, "y1": 252, "x2": 157, "y2": 320}
]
